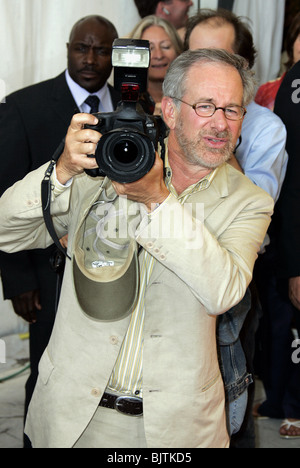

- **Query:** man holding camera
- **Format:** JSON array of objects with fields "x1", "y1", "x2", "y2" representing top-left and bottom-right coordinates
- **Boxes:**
[{"x1": 0, "y1": 48, "x2": 273, "y2": 448}]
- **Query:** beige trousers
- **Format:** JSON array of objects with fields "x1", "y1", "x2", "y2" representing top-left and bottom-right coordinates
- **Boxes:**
[{"x1": 73, "y1": 406, "x2": 147, "y2": 448}]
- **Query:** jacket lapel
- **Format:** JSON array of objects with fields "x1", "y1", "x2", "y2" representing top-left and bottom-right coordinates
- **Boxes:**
[
  {"x1": 51, "y1": 73, "x2": 80, "y2": 127},
  {"x1": 147, "y1": 164, "x2": 230, "y2": 286},
  {"x1": 50, "y1": 75, "x2": 121, "y2": 125},
  {"x1": 108, "y1": 84, "x2": 121, "y2": 109},
  {"x1": 191, "y1": 163, "x2": 229, "y2": 221}
]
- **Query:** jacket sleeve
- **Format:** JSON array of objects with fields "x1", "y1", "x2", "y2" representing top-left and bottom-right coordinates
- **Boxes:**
[
  {"x1": 0, "y1": 163, "x2": 71, "y2": 254},
  {"x1": 135, "y1": 190, "x2": 273, "y2": 316}
]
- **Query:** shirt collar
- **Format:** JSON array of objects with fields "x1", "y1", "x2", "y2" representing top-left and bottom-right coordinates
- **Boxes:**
[
  {"x1": 163, "y1": 143, "x2": 219, "y2": 201},
  {"x1": 65, "y1": 69, "x2": 113, "y2": 112}
]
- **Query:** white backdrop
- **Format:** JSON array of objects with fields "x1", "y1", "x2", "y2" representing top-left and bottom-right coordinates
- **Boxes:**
[
  {"x1": 0, "y1": 0, "x2": 142, "y2": 97},
  {"x1": 0, "y1": 0, "x2": 285, "y2": 100},
  {"x1": 233, "y1": 0, "x2": 285, "y2": 86}
]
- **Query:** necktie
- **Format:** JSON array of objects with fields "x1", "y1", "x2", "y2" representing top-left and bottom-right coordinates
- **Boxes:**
[{"x1": 85, "y1": 95, "x2": 100, "y2": 114}]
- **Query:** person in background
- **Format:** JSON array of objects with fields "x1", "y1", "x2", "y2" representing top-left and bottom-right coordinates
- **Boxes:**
[
  {"x1": 133, "y1": 0, "x2": 193, "y2": 38},
  {"x1": 0, "y1": 14, "x2": 120, "y2": 448},
  {"x1": 184, "y1": 8, "x2": 288, "y2": 446},
  {"x1": 128, "y1": 15, "x2": 183, "y2": 114},
  {"x1": 255, "y1": 11, "x2": 300, "y2": 111},
  {"x1": 253, "y1": 60, "x2": 300, "y2": 440}
]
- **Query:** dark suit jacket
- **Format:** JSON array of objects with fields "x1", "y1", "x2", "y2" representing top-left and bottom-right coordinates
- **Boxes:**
[
  {"x1": 273, "y1": 61, "x2": 300, "y2": 278},
  {"x1": 0, "y1": 72, "x2": 120, "y2": 301}
]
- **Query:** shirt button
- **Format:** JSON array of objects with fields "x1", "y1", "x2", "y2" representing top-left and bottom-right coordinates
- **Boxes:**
[
  {"x1": 91, "y1": 388, "x2": 101, "y2": 398},
  {"x1": 110, "y1": 336, "x2": 119, "y2": 345},
  {"x1": 146, "y1": 242, "x2": 154, "y2": 250}
]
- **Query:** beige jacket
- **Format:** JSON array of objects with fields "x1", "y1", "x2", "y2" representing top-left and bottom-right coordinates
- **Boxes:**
[{"x1": 0, "y1": 161, "x2": 273, "y2": 448}]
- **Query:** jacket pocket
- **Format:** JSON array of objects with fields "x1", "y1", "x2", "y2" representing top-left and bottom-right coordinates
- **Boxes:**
[
  {"x1": 38, "y1": 349, "x2": 54, "y2": 385},
  {"x1": 201, "y1": 372, "x2": 221, "y2": 393}
]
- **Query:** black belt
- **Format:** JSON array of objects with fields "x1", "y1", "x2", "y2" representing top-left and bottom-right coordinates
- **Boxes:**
[{"x1": 99, "y1": 392, "x2": 143, "y2": 417}]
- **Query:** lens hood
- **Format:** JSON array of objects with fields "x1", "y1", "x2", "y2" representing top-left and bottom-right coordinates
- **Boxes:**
[{"x1": 95, "y1": 128, "x2": 156, "y2": 183}]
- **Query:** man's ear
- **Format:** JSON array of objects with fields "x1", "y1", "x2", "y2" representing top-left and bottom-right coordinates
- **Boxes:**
[
  {"x1": 156, "y1": 2, "x2": 171, "y2": 19},
  {"x1": 161, "y1": 97, "x2": 177, "y2": 130}
]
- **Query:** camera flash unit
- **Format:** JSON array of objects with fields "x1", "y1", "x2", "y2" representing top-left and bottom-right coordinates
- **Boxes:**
[
  {"x1": 112, "y1": 39, "x2": 150, "y2": 95},
  {"x1": 112, "y1": 39, "x2": 150, "y2": 69}
]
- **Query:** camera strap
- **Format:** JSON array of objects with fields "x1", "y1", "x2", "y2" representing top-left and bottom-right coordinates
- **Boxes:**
[
  {"x1": 41, "y1": 138, "x2": 71, "y2": 260},
  {"x1": 233, "y1": 136, "x2": 242, "y2": 154},
  {"x1": 42, "y1": 124, "x2": 167, "y2": 261},
  {"x1": 157, "y1": 118, "x2": 168, "y2": 169}
]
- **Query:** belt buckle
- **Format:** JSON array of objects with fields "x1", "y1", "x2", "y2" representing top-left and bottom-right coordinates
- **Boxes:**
[{"x1": 114, "y1": 395, "x2": 143, "y2": 417}]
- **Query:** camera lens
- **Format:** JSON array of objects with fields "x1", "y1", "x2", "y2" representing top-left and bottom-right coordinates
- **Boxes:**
[
  {"x1": 95, "y1": 129, "x2": 156, "y2": 183},
  {"x1": 113, "y1": 140, "x2": 139, "y2": 165}
]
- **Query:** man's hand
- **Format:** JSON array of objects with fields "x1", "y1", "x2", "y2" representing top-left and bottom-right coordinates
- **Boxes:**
[
  {"x1": 11, "y1": 290, "x2": 41, "y2": 324},
  {"x1": 56, "y1": 113, "x2": 101, "y2": 185},
  {"x1": 60, "y1": 234, "x2": 69, "y2": 249},
  {"x1": 289, "y1": 277, "x2": 300, "y2": 311},
  {"x1": 112, "y1": 153, "x2": 170, "y2": 212}
]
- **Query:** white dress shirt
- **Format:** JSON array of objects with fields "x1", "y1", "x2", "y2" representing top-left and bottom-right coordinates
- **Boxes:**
[
  {"x1": 65, "y1": 69, "x2": 114, "y2": 113},
  {"x1": 237, "y1": 101, "x2": 288, "y2": 203}
]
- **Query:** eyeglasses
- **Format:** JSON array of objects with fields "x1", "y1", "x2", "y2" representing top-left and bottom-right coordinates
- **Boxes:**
[{"x1": 171, "y1": 98, "x2": 247, "y2": 121}]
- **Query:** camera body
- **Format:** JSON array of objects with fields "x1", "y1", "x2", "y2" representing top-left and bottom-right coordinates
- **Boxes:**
[{"x1": 85, "y1": 39, "x2": 167, "y2": 183}]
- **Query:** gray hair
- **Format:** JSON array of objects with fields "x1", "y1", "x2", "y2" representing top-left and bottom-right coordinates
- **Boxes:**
[{"x1": 162, "y1": 48, "x2": 256, "y2": 107}]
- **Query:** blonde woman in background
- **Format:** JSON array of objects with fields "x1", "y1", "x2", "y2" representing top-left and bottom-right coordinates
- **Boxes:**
[{"x1": 129, "y1": 15, "x2": 183, "y2": 114}]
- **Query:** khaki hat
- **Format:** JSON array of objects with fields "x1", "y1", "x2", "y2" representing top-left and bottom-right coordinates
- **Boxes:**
[{"x1": 72, "y1": 187, "x2": 140, "y2": 322}]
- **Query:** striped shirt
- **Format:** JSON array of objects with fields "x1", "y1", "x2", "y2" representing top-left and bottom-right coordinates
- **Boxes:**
[{"x1": 107, "y1": 150, "x2": 218, "y2": 397}]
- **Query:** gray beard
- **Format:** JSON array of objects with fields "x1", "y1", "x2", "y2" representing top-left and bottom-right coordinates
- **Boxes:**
[{"x1": 175, "y1": 117, "x2": 236, "y2": 169}]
